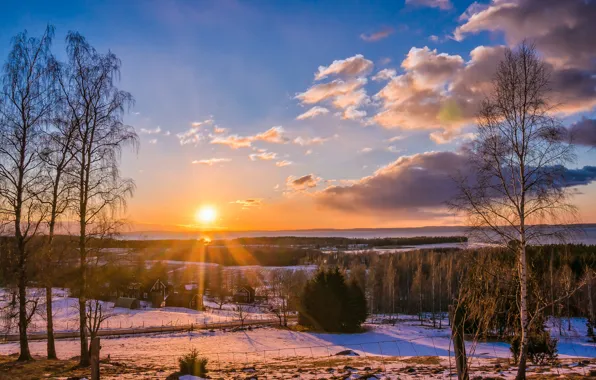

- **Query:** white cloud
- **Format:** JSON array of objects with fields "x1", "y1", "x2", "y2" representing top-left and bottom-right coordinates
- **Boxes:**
[
  {"x1": 177, "y1": 119, "x2": 217, "y2": 145},
  {"x1": 210, "y1": 134, "x2": 253, "y2": 149},
  {"x1": 230, "y1": 199, "x2": 262, "y2": 209},
  {"x1": 406, "y1": 0, "x2": 452, "y2": 10},
  {"x1": 192, "y1": 158, "x2": 232, "y2": 165},
  {"x1": 314, "y1": 54, "x2": 374, "y2": 80},
  {"x1": 140, "y1": 126, "x2": 162, "y2": 134},
  {"x1": 296, "y1": 106, "x2": 330, "y2": 120},
  {"x1": 332, "y1": 88, "x2": 369, "y2": 109},
  {"x1": 386, "y1": 135, "x2": 406, "y2": 142},
  {"x1": 296, "y1": 78, "x2": 367, "y2": 105},
  {"x1": 177, "y1": 128, "x2": 203, "y2": 145},
  {"x1": 191, "y1": 119, "x2": 214, "y2": 128},
  {"x1": 360, "y1": 27, "x2": 394, "y2": 42},
  {"x1": 249, "y1": 151, "x2": 278, "y2": 161},
  {"x1": 372, "y1": 69, "x2": 397, "y2": 82},
  {"x1": 275, "y1": 160, "x2": 293, "y2": 167},
  {"x1": 340, "y1": 107, "x2": 367, "y2": 121},
  {"x1": 254, "y1": 126, "x2": 289, "y2": 144},
  {"x1": 429, "y1": 130, "x2": 476, "y2": 144},
  {"x1": 293, "y1": 136, "x2": 332, "y2": 146},
  {"x1": 210, "y1": 126, "x2": 288, "y2": 149}
]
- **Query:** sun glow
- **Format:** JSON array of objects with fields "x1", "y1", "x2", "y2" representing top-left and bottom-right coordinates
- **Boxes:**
[{"x1": 195, "y1": 205, "x2": 217, "y2": 224}]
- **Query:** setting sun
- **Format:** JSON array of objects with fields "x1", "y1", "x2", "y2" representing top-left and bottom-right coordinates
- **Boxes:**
[{"x1": 195, "y1": 205, "x2": 217, "y2": 224}]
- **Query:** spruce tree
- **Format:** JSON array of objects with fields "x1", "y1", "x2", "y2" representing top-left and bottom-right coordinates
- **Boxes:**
[{"x1": 299, "y1": 268, "x2": 367, "y2": 332}]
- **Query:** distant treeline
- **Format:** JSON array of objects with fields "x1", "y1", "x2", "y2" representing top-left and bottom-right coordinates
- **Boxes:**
[
  {"x1": 0, "y1": 235, "x2": 464, "y2": 271},
  {"x1": 325, "y1": 243, "x2": 596, "y2": 335},
  {"x1": 143, "y1": 244, "x2": 322, "y2": 266},
  {"x1": 218, "y1": 235, "x2": 467, "y2": 248},
  {"x1": 94, "y1": 235, "x2": 468, "y2": 267},
  {"x1": 99, "y1": 235, "x2": 467, "y2": 249}
]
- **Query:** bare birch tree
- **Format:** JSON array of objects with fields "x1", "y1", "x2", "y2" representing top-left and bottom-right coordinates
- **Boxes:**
[
  {"x1": 85, "y1": 299, "x2": 112, "y2": 357},
  {"x1": 268, "y1": 269, "x2": 307, "y2": 326},
  {"x1": 0, "y1": 26, "x2": 56, "y2": 361},
  {"x1": 234, "y1": 304, "x2": 249, "y2": 327},
  {"x1": 451, "y1": 42, "x2": 577, "y2": 380},
  {"x1": 268, "y1": 269, "x2": 290, "y2": 326},
  {"x1": 411, "y1": 257, "x2": 424, "y2": 325},
  {"x1": 384, "y1": 257, "x2": 397, "y2": 323},
  {"x1": 58, "y1": 32, "x2": 138, "y2": 366},
  {"x1": 37, "y1": 84, "x2": 78, "y2": 359}
]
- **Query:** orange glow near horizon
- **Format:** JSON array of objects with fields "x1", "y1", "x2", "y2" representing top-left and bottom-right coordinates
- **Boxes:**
[{"x1": 123, "y1": 183, "x2": 596, "y2": 231}]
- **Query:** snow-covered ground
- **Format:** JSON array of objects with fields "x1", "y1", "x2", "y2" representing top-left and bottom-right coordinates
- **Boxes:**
[
  {"x1": 3, "y1": 288, "x2": 596, "y2": 378},
  {"x1": 2, "y1": 318, "x2": 596, "y2": 377},
  {"x1": 0, "y1": 288, "x2": 275, "y2": 335}
]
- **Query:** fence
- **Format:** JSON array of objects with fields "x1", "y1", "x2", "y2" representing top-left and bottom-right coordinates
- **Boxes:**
[
  {"x1": 2, "y1": 303, "x2": 282, "y2": 336},
  {"x1": 1, "y1": 318, "x2": 286, "y2": 342}
]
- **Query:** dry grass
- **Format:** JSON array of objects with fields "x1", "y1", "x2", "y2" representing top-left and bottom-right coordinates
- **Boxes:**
[
  {"x1": 0, "y1": 355, "x2": 87, "y2": 380},
  {"x1": 0, "y1": 354, "x2": 161, "y2": 380},
  {"x1": 286, "y1": 324, "x2": 311, "y2": 332},
  {"x1": 528, "y1": 374, "x2": 587, "y2": 379},
  {"x1": 399, "y1": 355, "x2": 441, "y2": 365}
]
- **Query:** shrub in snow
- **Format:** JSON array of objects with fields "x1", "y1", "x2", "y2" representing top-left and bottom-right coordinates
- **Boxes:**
[
  {"x1": 510, "y1": 330, "x2": 558, "y2": 365},
  {"x1": 178, "y1": 348, "x2": 208, "y2": 377}
]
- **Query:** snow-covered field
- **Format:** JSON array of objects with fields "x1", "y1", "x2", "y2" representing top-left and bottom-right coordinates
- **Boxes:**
[
  {"x1": 0, "y1": 288, "x2": 275, "y2": 335},
  {"x1": 3, "y1": 288, "x2": 596, "y2": 378},
  {"x1": 2, "y1": 318, "x2": 596, "y2": 378}
]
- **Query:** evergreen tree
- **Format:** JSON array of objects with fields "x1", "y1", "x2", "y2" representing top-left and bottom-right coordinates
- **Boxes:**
[
  {"x1": 345, "y1": 280, "x2": 368, "y2": 331},
  {"x1": 298, "y1": 268, "x2": 367, "y2": 332}
]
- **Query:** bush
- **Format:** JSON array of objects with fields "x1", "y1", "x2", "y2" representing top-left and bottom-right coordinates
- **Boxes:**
[
  {"x1": 510, "y1": 331, "x2": 558, "y2": 365},
  {"x1": 298, "y1": 268, "x2": 367, "y2": 332},
  {"x1": 178, "y1": 348, "x2": 208, "y2": 376}
]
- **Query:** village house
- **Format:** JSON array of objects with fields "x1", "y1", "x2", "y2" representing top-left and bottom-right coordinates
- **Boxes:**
[
  {"x1": 233, "y1": 285, "x2": 255, "y2": 304},
  {"x1": 118, "y1": 279, "x2": 169, "y2": 308},
  {"x1": 165, "y1": 282, "x2": 204, "y2": 310}
]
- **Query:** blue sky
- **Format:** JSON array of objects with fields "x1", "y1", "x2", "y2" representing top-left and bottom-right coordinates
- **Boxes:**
[{"x1": 1, "y1": 0, "x2": 595, "y2": 230}]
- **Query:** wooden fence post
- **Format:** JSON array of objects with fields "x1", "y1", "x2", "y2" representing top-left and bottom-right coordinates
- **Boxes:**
[{"x1": 91, "y1": 337, "x2": 100, "y2": 380}]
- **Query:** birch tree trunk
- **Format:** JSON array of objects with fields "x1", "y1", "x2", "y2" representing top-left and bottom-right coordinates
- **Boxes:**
[
  {"x1": 45, "y1": 285, "x2": 56, "y2": 359},
  {"x1": 516, "y1": 244, "x2": 529, "y2": 380}
]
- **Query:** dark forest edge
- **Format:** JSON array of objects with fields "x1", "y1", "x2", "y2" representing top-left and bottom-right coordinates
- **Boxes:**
[
  {"x1": 1, "y1": 235, "x2": 466, "y2": 268},
  {"x1": 90, "y1": 234, "x2": 468, "y2": 248}
]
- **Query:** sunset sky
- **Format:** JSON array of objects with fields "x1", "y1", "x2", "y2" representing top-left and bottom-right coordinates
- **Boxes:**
[{"x1": 2, "y1": 0, "x2": 596, "y2": 231}]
